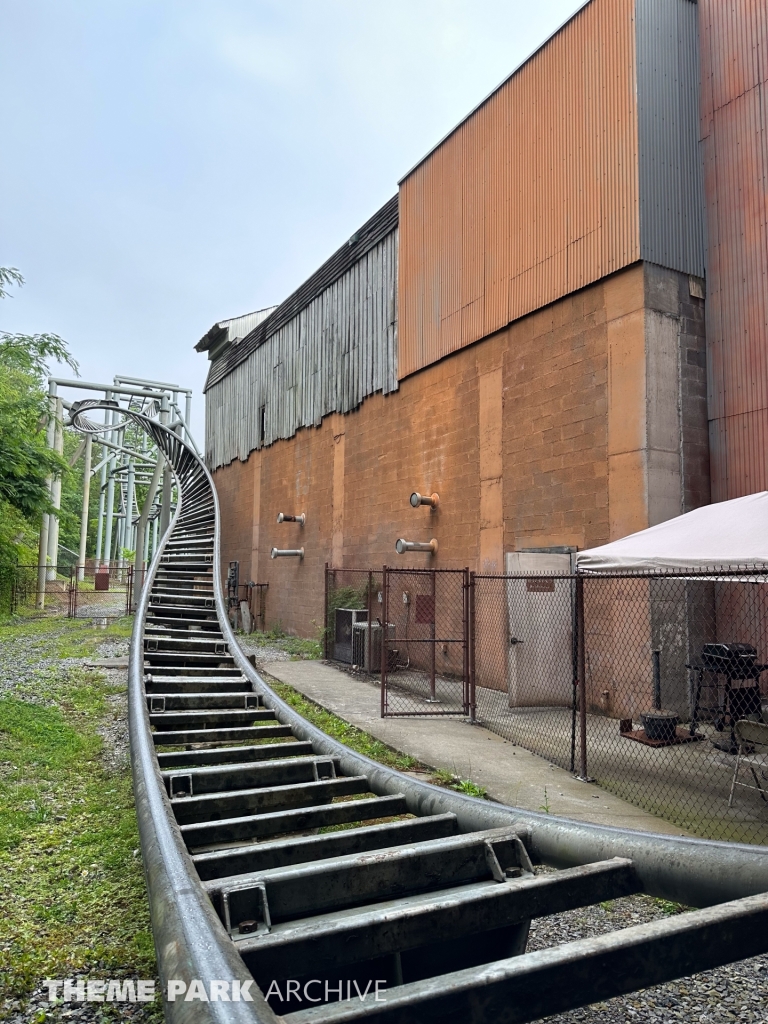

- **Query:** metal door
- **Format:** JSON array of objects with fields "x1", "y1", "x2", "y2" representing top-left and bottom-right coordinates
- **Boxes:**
[{"x1": 505, "y1": 552, "x2": 573, "y2": 708}]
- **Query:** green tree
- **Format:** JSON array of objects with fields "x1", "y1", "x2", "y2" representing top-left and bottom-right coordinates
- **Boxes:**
[{"x1": 0, "y1": 267, "x2": 78, "y2": 568}]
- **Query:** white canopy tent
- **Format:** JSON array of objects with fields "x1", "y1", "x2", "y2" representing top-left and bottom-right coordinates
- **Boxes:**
[{"x1": 575, "y1": 492, "x2": 768, "y2": 572}]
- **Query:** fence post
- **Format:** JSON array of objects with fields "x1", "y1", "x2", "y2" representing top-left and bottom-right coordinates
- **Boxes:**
[
  {"x1": 467, "y1": 569, "x2": 476, "y2": 722},
  {"x1": 570, "y1": 574, "x2": 578, "y2": 773},
  {"x1": 429, "y1": 568, "x2": 437, "y2": 701},
  {"x1": 323, "y1": 563, "x2": 329, "y2": 660},
  {"x1": 381, "y1": 565, "x2": 388, "y2": 717},
  {"x1": 576, "y1": 574, "x2": 592, "y2": 781},
  {"x1": 367, "y1": 570, "x2": 373, "y2": 675}
]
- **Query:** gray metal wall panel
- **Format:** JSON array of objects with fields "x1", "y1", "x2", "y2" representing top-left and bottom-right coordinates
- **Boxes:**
[
  {"x1": 636, "y1": 0, "x2": 706, "y2": 278},
  {"x1": 205, "y1": 228, "x2": 398, "y2": 470}
]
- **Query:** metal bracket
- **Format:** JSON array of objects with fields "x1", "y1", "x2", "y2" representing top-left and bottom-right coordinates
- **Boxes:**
[
  {"x1": 222, "y1": 882, "x2": 272, "y2": 938},
  {"x1": 312, "y1": 759, "x2": 337, "y2": 781},
  {"x1": 146, "y1": 638, "x2": 158, "y2": 652},
  {"x1": 484, "y1": 840, "x2": 508, "y2": 882},
  {"x1": 485, "y1": 834, "x2": 535, "y2": 882},
  {"x1": 170, "y1": 774, "x2": 193, "y2": 798},
  {"x1": 150, "y1": 696, "x2": 166, "y2": 713},
  {"x1": 244, "y1": 694, "x2": 261, "y2": 709},
  {"x1": 512, "y1": 835, "x2": 535, "y2": 875},
  {"x1": 214, "y1": 641, "x2": 226, "y2": 654}
]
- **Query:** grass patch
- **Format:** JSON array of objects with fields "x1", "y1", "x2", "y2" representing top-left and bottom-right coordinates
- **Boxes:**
[
  {"x1": 270, "y1": 680, "x2": 419, "y2": 771},
  {"x1": 268, "y1": 678, "x2": 487, "y2": 796},
  {"x1": 0, "y1": 616, "x2": 160, "y2": 1020}
]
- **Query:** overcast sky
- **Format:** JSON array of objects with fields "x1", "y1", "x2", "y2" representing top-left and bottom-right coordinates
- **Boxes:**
[{"x1": 1, "y1": 0, "x2": 584, "y2": 440}]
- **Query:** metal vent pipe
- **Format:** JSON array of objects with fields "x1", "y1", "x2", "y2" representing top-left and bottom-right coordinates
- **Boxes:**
[
  {"x1": 410, "y1": 491, "x2": 440, "y2": 508},
  {"x1": 271, "y1": 547, "x2": 304, "y2": 559},
  {"x1": 396, "y1": 538, "x2": 438, "y2": 555},
  {"x1": 277, "y1": 513, "x2": 306, "y2": 525}
]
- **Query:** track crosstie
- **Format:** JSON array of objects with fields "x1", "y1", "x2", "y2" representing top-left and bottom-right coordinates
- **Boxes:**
[{"x1": 69, "y1": 400, "x2": 768, "y2": 1024}]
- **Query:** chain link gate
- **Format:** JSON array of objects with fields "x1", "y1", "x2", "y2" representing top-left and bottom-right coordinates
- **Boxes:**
[{"x1": 381, "y1": 566, "x2": 470, "y2": 717}]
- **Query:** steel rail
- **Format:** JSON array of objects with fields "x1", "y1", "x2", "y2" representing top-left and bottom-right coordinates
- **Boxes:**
[{"x1": 70, "y1": 399, "x2": 768, "y2": 1024}]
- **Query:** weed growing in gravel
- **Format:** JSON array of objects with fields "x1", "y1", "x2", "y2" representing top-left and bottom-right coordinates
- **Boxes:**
[
  {"x1": 244, "y1": 626, "x2": 322, "y2": 660},
  {"x1": 430, "y1": 767, "x2": 488, "y2": 799},
  {"x1": 0, "y1": 613, "x2": 133, "y2": 662},
  {"x1": 652, "y1": 896, "x2": 688, "y2": 915}
]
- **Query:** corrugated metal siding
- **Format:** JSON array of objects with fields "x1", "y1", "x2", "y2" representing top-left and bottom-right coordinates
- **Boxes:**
[
  {"x1": 700, "y1": 0, "x2": 768, "y2": 500},
  {"x1": 220, "y1": 308, "x2": 276, "y2": 341},
  {"x1": 205, "y1": 196, "x2": 398, "y2": 392},
  {"x1": 398, "y1": 0, "x2": 641, "y2": 380},
  {"x1": 398, "y1": 0, "x2": 707, "y2": 381},
  {"x1": 204, "y1": 228, "x2": 398, "y2": 470},
  {"x1": 636, "y1": 0, "x2": 706, "y2": 278}
]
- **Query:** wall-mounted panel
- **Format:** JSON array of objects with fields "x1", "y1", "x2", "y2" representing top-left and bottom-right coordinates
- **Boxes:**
[{"x1": 205, "y1": 229, "x2": 398, "y2": 470}]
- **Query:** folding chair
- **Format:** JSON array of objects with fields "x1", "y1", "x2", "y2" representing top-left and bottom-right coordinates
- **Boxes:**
[{"x1": 728, "y1": 719, "x2": 768, "y2": 807}]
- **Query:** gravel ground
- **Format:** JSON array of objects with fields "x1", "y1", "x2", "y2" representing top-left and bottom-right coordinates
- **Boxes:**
[
  {"x1": 9, "y1": 977, "x2": 156, "y2": 1023},
  {"x1": 0, "y1": 622, "x2": 78, "y2": 696},
  {"x1": 237, "y1": 637, "x2": 294, "y2": 662},
  {"x1": 0, "y1": 622, "x2": 129, "y2": 700},
  {"x1": 527, "y1": 887, "x2": 768, "y2": 1023}
]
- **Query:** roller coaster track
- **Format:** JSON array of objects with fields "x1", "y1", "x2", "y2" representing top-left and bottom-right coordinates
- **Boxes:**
[{"x1": 70, "y1": 400, "x2": 768, "y2": 1024}]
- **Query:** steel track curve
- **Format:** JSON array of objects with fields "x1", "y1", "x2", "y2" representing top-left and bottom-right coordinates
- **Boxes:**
[{"x1": 70, "y1": 399, "x2": 768, "y2": 1024}]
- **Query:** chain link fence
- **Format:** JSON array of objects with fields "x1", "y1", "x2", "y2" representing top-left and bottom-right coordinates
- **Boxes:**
[
  {"x1": 473, "y1": 569, "x2": 768, "y2": 846},
  {"x1": 324, "y1": 566, "x2": 470, "y2": 716},
  {"x1": 8, "y1": 564, "x2": 132, "y2": 619},
  {"x1": 325, "y1": 564, "x2": 768, "y2": 844},
  {"x1": 381, "y1": 567, "x2": 469, "y2": 716}
]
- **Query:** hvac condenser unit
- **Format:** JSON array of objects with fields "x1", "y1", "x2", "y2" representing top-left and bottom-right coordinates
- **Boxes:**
[
  {"x1": 352, "y1": 621, "x2": 395, "y2": 672},
  {"x1": 334, "y1": 608, "x2": 368, "y2": 664}
]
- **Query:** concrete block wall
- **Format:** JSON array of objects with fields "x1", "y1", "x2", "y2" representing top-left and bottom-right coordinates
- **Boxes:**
[{"x1": 211, "y1": 260, "x2": 710, "y2": 639}]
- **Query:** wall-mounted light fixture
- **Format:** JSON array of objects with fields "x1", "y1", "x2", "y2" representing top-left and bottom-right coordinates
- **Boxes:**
[
  {"x1": 395, "y1": 538, "x2": 438, "y2": 555},
  {"x1": 410, "y1": 492, "x2": 439, "y2": 509},
  {"x1": 271, "y1": 547, "x2": 304, "y2": 559},
  {"x1": 277, "y1": 513, "x2": 306, "y2": 525}
]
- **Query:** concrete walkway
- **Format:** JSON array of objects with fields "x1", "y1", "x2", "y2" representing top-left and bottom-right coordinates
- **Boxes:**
[{"x1": 259, "y1": 658, "x2": 691, "y2": 837}]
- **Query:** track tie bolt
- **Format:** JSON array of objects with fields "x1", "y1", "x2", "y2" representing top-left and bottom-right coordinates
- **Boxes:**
[{"x1": 239, "y1": 920, "x2": 257, "y2": 934}]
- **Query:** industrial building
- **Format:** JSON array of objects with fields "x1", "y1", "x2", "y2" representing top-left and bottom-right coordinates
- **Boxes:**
[{"x1": 197, "y1": 0, "x2": 766, "y2": 639}]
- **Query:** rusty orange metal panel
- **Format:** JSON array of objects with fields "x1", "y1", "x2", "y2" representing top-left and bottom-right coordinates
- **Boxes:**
[
  {"x1": 701, "y1": 0, "x2": 768, "y2": 501},
  {"x1": 398, "y1": 0, "x2": 640, "y2": 380},
  {"x1": 701, "y1": 0, "x2": 767, "y2": 116}
]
